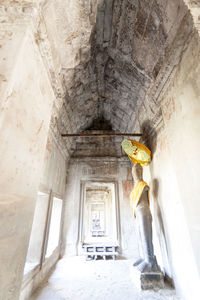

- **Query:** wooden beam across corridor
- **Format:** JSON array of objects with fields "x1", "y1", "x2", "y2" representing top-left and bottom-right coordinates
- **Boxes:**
[{"x1": 61, "y1": 133, "x2": 143, "y2": 138}]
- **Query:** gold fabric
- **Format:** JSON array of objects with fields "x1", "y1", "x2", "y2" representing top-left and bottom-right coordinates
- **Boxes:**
[
  {"x1": 121, "y1": 139, "x2": 151, "y2": 166},
  {"x1": 130, "y1": 181, "x2": 149, "y2": 217}
]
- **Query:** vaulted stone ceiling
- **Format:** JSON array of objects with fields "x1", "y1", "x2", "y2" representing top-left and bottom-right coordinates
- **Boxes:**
[
  {"x1": 1, "y1": 0, "x2": 194, "y2": 137},
  {"x1": 43, "y1": 0, "x2": 192, "y2": 136}
]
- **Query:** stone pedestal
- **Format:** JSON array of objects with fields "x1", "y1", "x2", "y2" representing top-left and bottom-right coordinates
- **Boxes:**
[{"x1": 130, "y1": 266, "x2": 164, "y2": 290}]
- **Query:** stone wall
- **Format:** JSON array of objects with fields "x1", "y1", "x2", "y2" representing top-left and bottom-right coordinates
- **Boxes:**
[
  {"x1": 71, "y1": 132, "x2": 124, "y2": 158},
  {"x1": 143, "y1": 30, "x2": 200, "y2": 300},
  {"x1": 40, "y1": 129, "x2": 68, "y2": 197},
  {"x1": 20, "y1": 128, "x2": 68, "y2": 300},
  {"x1": 0, "y1": 21, "x2": 54, "y2": 300},
  {"x1": 0, "y1": 3, "x2": 69, "y2": 300}
]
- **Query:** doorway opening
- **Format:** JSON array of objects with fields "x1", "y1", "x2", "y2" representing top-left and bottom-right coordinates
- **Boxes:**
[{"x1": 79, "y1": 181, "x2": 120, "y2": 259}]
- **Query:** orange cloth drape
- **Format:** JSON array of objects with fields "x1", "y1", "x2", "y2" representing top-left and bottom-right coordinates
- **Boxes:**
[{"x1": 130, "y1": 181, "x2": 149, "y2": 217}]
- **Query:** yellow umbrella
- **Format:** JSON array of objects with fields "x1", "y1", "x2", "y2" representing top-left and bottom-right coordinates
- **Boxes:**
[{"x1": 121, "y1": 139, "x2": 151, "y2": 166}]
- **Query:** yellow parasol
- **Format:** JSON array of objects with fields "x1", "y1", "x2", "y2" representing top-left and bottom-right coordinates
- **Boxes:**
[{"x1": 121, "y1": 139, "x2": 151, "y2": 166}]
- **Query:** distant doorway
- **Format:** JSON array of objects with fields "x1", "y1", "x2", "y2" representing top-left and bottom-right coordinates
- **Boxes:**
[{"x1": 79, "y1": 181, "x2": 120, "y2": 256}]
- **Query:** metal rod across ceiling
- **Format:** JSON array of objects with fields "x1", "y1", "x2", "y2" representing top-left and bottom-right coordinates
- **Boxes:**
[{"x1": 61, "y1": 133, "x2": 142, "y2": 137}]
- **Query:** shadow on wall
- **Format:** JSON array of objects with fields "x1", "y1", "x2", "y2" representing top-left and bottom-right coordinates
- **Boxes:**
[
  {"x1": 152, "y1": 178, "x2": 173, "y2": 283},
  {"x1": 141, "y1": 120, "x2": 173, "y2": 283},
  {"x1": 141, "y1": 120, "x2": 157, "y2": 159}
]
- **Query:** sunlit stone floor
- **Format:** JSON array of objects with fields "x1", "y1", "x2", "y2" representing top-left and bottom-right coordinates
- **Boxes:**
[{"x1": 31, "y1": 256, "x2": 181, "y2": 300}]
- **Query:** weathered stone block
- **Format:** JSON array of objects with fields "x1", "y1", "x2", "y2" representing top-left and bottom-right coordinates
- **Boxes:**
[{"x1": 130, "y1": 266, "x2": 164, "y2": 290}]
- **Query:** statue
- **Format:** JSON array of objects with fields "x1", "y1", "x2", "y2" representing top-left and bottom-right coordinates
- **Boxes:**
[
  {"x1": 121, "y1": 139, "x2": 164, "y2": 289},
  {"x1": 131, "y1": 163, "x2": 159, "y2": 272}
]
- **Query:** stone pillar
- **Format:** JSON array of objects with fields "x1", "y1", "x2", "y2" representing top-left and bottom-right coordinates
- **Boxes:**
[{"x1": 0, "y1": 10, "x2": 54, "y2": 299}]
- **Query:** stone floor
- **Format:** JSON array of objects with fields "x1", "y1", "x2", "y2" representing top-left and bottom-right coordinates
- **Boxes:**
[{"x1": 31, "y1": 257, "x2": 181, "y2": 300}]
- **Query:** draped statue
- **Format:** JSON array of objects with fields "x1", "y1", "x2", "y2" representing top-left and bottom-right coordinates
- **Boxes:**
[
  {"x1": 131, "y1": 163, "x2": 159, "y2": 272},
  {"x1": 121, "y1": 139, "x2": 164, "y2": 289}
]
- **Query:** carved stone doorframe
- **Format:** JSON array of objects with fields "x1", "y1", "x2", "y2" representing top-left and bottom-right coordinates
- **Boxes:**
[{"x1": 77, "y1": 180, "x2": 121, "y2": 255}]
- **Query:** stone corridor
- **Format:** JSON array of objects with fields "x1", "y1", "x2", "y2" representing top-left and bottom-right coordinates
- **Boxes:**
[
  {"x1": 1, "y1": 1, "x2": 200, "y2": 299},
  {"x1": 31, "y1": 257, "x2": 180, "y2": 300}
]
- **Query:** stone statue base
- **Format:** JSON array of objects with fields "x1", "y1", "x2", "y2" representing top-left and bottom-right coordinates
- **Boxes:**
[{"x1": 130, "y1": 266, "x2": 164, "y2": 290}]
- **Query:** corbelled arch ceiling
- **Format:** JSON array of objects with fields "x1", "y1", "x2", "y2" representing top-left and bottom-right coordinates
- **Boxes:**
[
  {"x1": 40, "y1": 0, "x2": 194, "y2": 136},
  {"x1": 1, "y1": 0, "x2": 196, "y2": 147}
]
